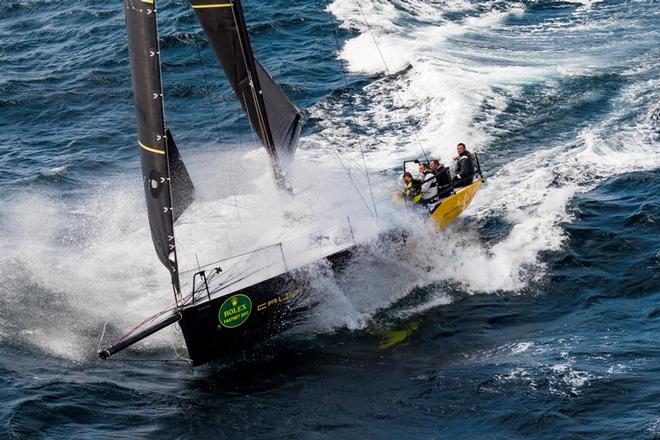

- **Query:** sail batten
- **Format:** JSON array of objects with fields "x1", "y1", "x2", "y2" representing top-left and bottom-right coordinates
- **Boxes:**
[
  {"x1": 124, "y1": 0, "x2": 194, "y2": 295},
  {"x1": 190, "y1": 0, "x2": 304, "y2": 173}
]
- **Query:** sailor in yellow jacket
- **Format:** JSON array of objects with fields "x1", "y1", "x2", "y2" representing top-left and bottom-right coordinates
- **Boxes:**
[{"x1": 394, "y1": 172, "x2": 423, "y2": 205}]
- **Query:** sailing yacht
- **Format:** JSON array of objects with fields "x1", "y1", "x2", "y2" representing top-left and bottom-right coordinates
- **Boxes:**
[
  {"x1": 99, "y1": 0, "x2": 361, "y2": 365},
  {"x1": 99, "y1": 0, "x2": 483, "y2": 366}
]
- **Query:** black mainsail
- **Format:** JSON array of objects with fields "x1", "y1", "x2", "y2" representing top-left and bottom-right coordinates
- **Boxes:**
[
  {"x1": 124, "y1": 0, "x2": 194, "y2": 295},
  {"x1": 190, "y1": 0, "x2": 304, "y2": 179}
]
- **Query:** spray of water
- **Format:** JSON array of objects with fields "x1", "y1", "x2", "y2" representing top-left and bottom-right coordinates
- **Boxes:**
[{"x1": 0, "y1": 0, "x2": 657, "y2": 360}]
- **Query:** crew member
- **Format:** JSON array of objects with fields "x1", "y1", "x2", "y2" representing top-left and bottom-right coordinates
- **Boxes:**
[
  {"x1": 429, "y1": 159, "x2": 452, "y2": 198},
  {"x1": 397, "y1": 171, "x2": 422, "y2": 203},
  {"x1": 452, "y1": 143, "x2": 475, "y2": 188},
  {"x1": 417, "y1": 162, "x2": 438, "y2": 204}
]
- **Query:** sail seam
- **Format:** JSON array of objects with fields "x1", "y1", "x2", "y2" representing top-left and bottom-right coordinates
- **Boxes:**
[{"x1": 138, "y1": 140, "x2": 165, "y2": 155}]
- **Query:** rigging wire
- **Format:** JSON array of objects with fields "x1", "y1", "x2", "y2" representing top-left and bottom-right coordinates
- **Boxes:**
[
  {"x1": 179, "y1": 242, "x2": 283, "y2": 276},
  {"x1": 183, "y1": 2, "x2": 224, "y2": 141},
  {"x1": 354, "y1": 0, "x2": 430, "y2": 163},
  {"x1": 333, "y1": 141, "x2": 368, "y2": 171},
  {"x1": 327, "y1": 141, "x2": 375, "y2": 217},
  {"x1": 183, "y1": 3, "x2": 237, "y2": 222},
  {"x1": 323, "y1": 0, "x2": 378, "y2": 219},
  {"x1": 185, "y1": 1, "x2": 248, "y2": 224},
  {"x1": 172, "y1": 1, "x2": 401, "y2": 280},
  {"x1": 97, "y1": 321, "x2": 109, "y2": 353},
  {"x1": 183, "y1": 0, "x2": 379, "y2": 219}
]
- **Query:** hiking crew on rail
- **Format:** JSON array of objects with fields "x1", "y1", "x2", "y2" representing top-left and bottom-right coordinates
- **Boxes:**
[
  {"x1": 397, "y1": 142, "x2": 478, "y2": 206},
  {"x1": 452, "y1": 142, "x2": 475, "y2": 188}
]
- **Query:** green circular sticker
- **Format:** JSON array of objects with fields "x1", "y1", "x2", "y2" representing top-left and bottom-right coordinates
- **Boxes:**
[{"x1": 218, "y1": 294, "x2": 252, "y2": 328}]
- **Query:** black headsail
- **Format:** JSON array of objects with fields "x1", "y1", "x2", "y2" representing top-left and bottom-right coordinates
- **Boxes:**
[
  {"x1": 190, "y1": 0, "x2": 304, "y2": 187},
  {"x1": 124, "y1": 0, "x2": 194, "y2": 297}
]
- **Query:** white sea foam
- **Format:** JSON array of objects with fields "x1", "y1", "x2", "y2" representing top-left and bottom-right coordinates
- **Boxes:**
[
  {"x1": 0, "y1": 187, "x2": 178, "y2": 359},
  {"x1": 394, "y1": 293, "x2": 453, "y2": 320},
  {"x1": 475, "y1": 337, "x2": 600, "y2": 397},
  {"x1": 511, "y1": 342, "x2": 535, "y2": 354},
  {"x1": 292, "y1": 0, "x2": 660, "y2": 329},
  {"x1": 0, "y1": 144, "x2": 387, "y2": 358}
]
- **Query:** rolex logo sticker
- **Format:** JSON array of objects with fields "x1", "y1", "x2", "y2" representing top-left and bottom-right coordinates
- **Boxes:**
[{"x1": 218, "y1": 294, "x2": 252, "y2": 328}]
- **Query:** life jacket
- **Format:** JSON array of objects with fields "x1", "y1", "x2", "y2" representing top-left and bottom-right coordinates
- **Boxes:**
[
  {"x1": 420, "y1": 170, "x2": 438, "y2": 200},
  {"x1": 403, "y1": 179, "x2": 422, "y2": 203},
  {"x1": 422, "y1": 170, "x2": 437, "y2": 187}
]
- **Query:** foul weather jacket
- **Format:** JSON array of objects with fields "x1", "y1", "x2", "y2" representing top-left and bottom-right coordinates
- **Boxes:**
[
  {"x1": 403, "y1": 179, "x2": 422, "y2": 201},
  {"x1": 419, "y1": 170, "x2": 438, "y2": 200},
  {"x1": 455, "y1": 151, "x2": 475, "y2": 181},
  {"x1": 434, "y1": 166, "x2": 452, "y2": 196}
]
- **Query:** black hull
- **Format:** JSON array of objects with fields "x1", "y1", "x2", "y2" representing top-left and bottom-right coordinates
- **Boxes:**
[{"x1": 178, "y1": 248, "x2": 353, "y2": 366}]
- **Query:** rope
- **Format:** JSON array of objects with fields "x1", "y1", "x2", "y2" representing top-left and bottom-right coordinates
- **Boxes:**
[
  {"x1": 316, "y1": 130, "x2": 374, "y2": 217},
  {"x1": 186, "y1": 1, "x2": 247, "y2": 224},
  {"x1": 97, "y1": 321, "x2": 109, "y2": 353},
  {"x1": 355, "y1": 0, "x2": 430, "y2": 163},
  {"x1": 324, "y1": 0, "x2": 379, "y2": 219},
  {"x1": 334, "y1": 150, "x2": 375, "y2": 217},
  {"x1": 179, "y1": 242, "x2": 283, "y2": 276},
  {"x1": 170, "y1": 325, "x2": 193, "y2": 363},
  {"x1": 184, "y1": 3, "x2": 224, "y2": 141}
]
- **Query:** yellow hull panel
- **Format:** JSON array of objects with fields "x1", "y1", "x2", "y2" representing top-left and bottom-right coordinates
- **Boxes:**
[
  {"x1": 376, "y1": 322, "x2": 419, "y2": 350},
  {"x1": 430, "y1": 179, "x2": 483, "y2": 230},
  {"x1": 392, "y1": 178, "x2": 483, "y2": 229}
]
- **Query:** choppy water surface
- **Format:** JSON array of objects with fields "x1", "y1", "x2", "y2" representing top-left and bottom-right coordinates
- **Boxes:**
[{"x1": 1, "y1": 0, "x2": 658, "y2": 438}]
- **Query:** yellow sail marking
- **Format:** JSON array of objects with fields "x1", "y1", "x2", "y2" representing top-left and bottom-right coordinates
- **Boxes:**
[
  {"x1": 138, "y1": 140, "x2": 165, "y2": 155},
  {"x1": 141, "y1": 0, "x2": 154, "y2": 4},
  {"x1": 191, "y1": 3, "x2": 233, "y2": 8}
]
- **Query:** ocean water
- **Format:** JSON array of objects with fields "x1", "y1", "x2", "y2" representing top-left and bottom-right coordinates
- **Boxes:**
[{"x1": 1, "y1": 0, "x2": 659, "y2": 438}]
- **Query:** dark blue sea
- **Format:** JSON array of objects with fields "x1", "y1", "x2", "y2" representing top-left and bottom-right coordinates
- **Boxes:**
[{"x1": 1, "y1": 0, "x2": 659, "y2": 438}]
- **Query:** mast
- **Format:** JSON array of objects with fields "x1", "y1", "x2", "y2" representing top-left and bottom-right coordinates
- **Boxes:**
[
  {"x1": 230, "y1": 0, "x2": 285, "y2": 187},
  {"x1": 124, "y1": 0, "x2": 194, "y2": 300},
  {"x1": 190, "y1": 0, "x2": 305, "y2": 191}
]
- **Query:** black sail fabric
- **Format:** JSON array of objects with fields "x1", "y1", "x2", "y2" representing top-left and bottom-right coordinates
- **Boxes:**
[
  {"x1": 190, "y1": 0, "x2": 304, "y2": 162},
  {"x1": 166, "y1": 129, "x2": 195, "y2": 222},
  {"x1": 124, "y1": 0, "x2": 189, "y2": 289},
  {"x1": 255, "y1": 60, "x2": 304, "y2": 162}
]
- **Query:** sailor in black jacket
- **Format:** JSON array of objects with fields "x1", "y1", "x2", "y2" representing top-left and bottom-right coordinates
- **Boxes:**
[
  {"x1": 452, "y1": 143, "x2": 475, "y2": 188},
  {"x1": 429, "y1": 159, "x2": 452, "y2": 197}
]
